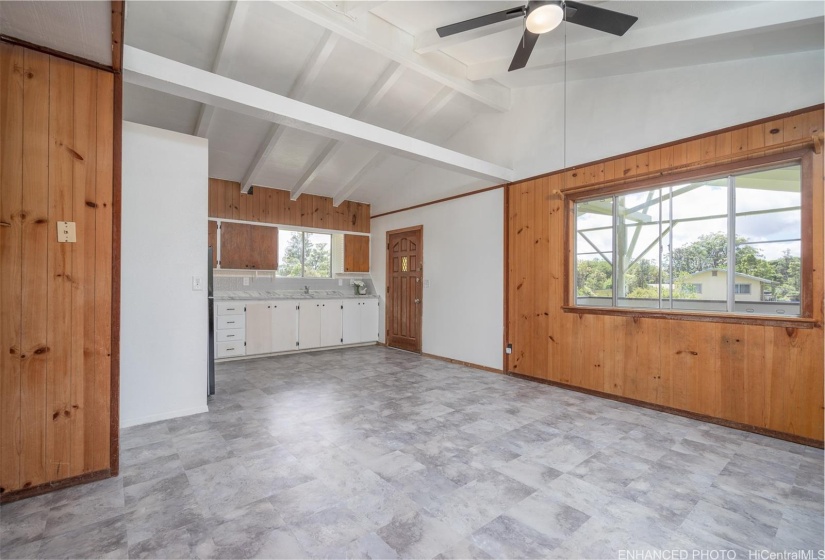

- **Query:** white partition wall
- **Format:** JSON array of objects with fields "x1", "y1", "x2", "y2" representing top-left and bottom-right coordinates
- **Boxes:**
[{"x1": 121, "y1": 122, "x2": 210, "y2": 427}]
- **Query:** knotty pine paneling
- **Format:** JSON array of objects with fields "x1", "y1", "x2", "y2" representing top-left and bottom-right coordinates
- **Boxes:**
[
  {"x1": 0, "y1": 44, "x2": 115, "y2": 497},
  {"x1": 507, "y1": 107, "x2": 824, "y2": 442},
  {"x1": 208, "y1": 179, "x2": 370, "y2": 234}
]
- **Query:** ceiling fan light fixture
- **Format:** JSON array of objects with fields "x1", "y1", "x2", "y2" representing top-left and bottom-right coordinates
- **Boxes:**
[{"x1": 526, "y1": 2, "x2": 564, "y2": 34}]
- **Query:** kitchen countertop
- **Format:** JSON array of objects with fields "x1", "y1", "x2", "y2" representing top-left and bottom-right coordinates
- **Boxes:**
[{"x1": 214, "y1": 290, "x2": 379, "y2": 301}]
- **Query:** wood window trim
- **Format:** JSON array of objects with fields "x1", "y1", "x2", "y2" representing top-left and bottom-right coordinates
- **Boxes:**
[{"x1": 563, "y1": 149, "x2": 816, "y2": 328}]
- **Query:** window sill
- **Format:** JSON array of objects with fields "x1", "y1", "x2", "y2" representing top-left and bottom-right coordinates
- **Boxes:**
[{"x1": 561, "y1": 306, "x2": 819, "y2": 329}]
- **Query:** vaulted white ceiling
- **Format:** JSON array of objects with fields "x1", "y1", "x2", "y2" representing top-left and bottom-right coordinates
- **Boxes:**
[{"x1": 19, "y1": 0, "x2": 818, "y2": 215}]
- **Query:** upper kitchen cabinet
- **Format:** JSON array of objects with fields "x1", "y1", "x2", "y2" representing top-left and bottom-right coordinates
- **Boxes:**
[
  {"x1": 344, "y1": 235, "x2": 370, "y2": 273},
  {"x1": 220, "y1": 222, "x2": 278, "y2": 270}
]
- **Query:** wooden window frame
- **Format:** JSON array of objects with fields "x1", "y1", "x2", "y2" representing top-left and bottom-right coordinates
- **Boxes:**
[{"x1": 562, "y1": 149, "x2": 816, "y2": 329}]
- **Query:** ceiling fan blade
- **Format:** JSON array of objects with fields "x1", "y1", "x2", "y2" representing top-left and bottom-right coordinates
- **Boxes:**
[
  {"x1": 436, "y1": 6, "x2": 525, "y2": 38},
  {"x1": 508, "y1": 30, "x2": 540, "y2": 71},
  {"x1": 565, "y1": 0, "x2": 638, "y2": 36}
]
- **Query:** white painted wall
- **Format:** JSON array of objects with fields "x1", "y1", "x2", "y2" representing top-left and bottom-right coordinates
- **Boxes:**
[
  {"x1": 121, "y1": 122, "x2": 209, "y2": 428},
  {"x1": 371, "y1": 189, "x2": 504, "y2": 370},
  {"x1": 369, "y1": 50, "x2": 824, "y2": 214}
]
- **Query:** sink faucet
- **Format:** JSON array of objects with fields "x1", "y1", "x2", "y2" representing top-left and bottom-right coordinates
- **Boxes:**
[{"x1": 304, "y1": 285, "x2": 310, "y2": 295}]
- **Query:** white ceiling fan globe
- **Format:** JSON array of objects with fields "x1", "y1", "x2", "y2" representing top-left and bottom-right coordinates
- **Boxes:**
[{"x1": 526, "y1": 3, "x2": 565, "y2": 34}]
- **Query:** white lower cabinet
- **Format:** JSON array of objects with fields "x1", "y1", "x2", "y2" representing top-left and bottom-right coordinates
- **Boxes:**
[
  {"x1": 320, "y1": 301, "x2": 343, "y2": 347},
  {"x1": 271, "y1": 302, "x2": 298, "y2": 352},
  {"x1": 245, "y1": 302, "x2": 273, "y2": 355},
  {"x1": 215, "y1": 301, "x2": 246, "y2": 358},
  {"x1": 228, "y1": 297, "x2": 378, "y2": 359},
  {"x1": 342, "y1": 299, "x2": 379, "y2": 344}
]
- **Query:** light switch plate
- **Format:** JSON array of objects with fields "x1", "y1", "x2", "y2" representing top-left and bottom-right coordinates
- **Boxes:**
[
  {"x1": 192, "y1": 276, "x2": 203, "y2": 291},
  {"x1": 424, "y1": 279, "x2": 430, "y2": 288},
  {"x1": 243, "y1": 277, "x2": 250, "y2": 286},
  {"x1": 56, "y1": 221, "x2": 76, "y2": 243}
]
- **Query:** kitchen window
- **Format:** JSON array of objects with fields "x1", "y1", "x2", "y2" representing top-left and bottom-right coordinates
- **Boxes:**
[
  {"x1": 572, "y1": 153, "x2": 810, "y2": 318},
  {"x1": 277, "y1": 230, "x2": 332, "y2": 278}
]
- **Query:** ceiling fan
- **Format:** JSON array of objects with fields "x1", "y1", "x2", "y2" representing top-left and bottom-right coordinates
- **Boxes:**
[{"x1": 436, "y1": 1, "x2": 638, "y2": 72}]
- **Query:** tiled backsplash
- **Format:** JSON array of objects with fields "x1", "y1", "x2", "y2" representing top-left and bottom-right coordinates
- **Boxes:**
[{"x1": 213, "y1": 271, "x2": 376, "y2": 295}]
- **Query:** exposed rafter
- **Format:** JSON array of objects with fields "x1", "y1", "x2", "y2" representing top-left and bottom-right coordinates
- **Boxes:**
[
  {"x1": 332, "y1": 88, "x2": 458, "y2": 207},
  {"x1": 240, "y1": 31, "x2": 339, "y2": 193},
  {"x1": 273, "y1": 0, "x2": 511, "y2": 112},
  {"x1": 193, "y1": 1, "x2": 251, "y2": 138},
  {"x1": 289, "y1": 61, "x2": 404, "y2": 200},
  {"x1": 123, "y1": 47, "x2": 515, "y2": 184}
]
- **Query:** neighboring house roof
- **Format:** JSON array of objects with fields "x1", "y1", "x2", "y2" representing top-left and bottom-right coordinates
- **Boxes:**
[{"x1": 687, "y1": 268, "x2": 774, "y2": 284}]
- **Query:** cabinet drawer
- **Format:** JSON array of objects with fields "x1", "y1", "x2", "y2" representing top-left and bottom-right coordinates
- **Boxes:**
[
  {"x1": 217, "y1": 316, "x2": 244, "y2": 330},
  {"x1": 216, "y1": 328, "x2": 245, "y2": 342},
  {"x1": 216, "y1": 302, "x2": 245, "y2": 316},
  {"x1": 217, "y1": 341, "x2": 245, "y2": 358}
]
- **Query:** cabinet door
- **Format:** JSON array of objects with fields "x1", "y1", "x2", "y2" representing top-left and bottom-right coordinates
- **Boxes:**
[
  {"x1": 298, "y1": 302, "x2": 322, "y2": 349},
  {"x1": 220, "y1": 222, "x2": 278, "y2": 270},
  {"x1": 245, "y1": 302, "x2": 272, "y2": 355},
  {"x1": 271, "y1": 302, "x2": 298, "y2": 353},
  {"x1": 320, "y1": 300, "x2": 343, "y2": 347},
  {"x1": 344, "y1": 235, "x2": 370, "y2": 272},
  {"x1": 359, "y1": 300, "x2": 379, "y2": 343},
  {"x1": 342, "y1": 300, "x2": 360, "y2": 345}
]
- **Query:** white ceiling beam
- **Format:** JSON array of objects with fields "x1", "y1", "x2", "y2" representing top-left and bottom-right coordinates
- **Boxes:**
[
  {"x1": 123, "y1": 47, "x2": 515, "y2": 185},
  {"x1": 240, "y1": 31, "x2": 339, "y2": 193},
  {"x1": 193, "y1": 1, "x2": 251, "y2": 138},
  {"x1": 332, "y1": 88, "x2": 458, "y2": 206},
  {"x1": 272, "y1": 0, "x2": 511, "y2": 113},
  {"x1": 414, "y1": 19, "x2": 520, "y2": 55},
  {"x1": 468, "y1": 1, "x2": 825, "y2": 81},
  {"x1": 289, "y1": 61, "x2": 404, "y2": 200}
]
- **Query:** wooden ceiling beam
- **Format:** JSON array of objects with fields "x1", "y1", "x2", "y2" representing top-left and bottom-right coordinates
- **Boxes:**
[
  {"x1": 194, "y1": 1, "x2": 252, "y2": 138},
  {"x1": 332, "y1": 88, "x2": 458, "y2": 207},
  {"x1": 274, "y1": 0, "x2": 511, "y2": 112},
  {"x1": 123, "y1": 46, "x2": 514, "y2": 184},
  {"x1": 240, "y1": 31, "x2": 339, "y2": 193},
  {"x1": 289, "y1": 61, "x2": 405, "y2": 201}
]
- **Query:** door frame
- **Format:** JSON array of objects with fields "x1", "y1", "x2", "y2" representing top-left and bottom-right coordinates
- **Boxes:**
[{"x1": 385, "y1": 225, "x2": 424, "y2": 353}]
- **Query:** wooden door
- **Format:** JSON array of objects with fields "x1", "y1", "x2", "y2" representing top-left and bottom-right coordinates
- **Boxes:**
[
  {"x1": 245, "y1": 302, "x2": 272, "y2": 355},
  {"x1": 386, "y1": 227, "x2": 422, "y2": 352},
  {"x1": 220, "y1": 222, "x2": 278, "y2": 270}
]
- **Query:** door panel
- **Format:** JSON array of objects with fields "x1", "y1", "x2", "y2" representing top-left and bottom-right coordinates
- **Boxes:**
[
  {"x1": 298, "y1": 302, "x2": 321, "y2": 349},
  {"x1": 271, "y1": 303, "x2": 298, "y2": 353},
  {"x1": 220, "y1": 222, "x2": 278, "y2": 270},
  {"x1": 342, "y1": 300, "x2": 360, "y2": 344},
  {"x1": 245, "y1": 302, "x2": 272, "y2": 355},
  {"x1": 386, "y1": 227, "x2": 422, "y2": 352},
  {"x1": 360, "y1": 300, "x2": 379, "y2": 343},
  {"x1": 320, "y1": 300, "x2": 343, "y2": 347}
]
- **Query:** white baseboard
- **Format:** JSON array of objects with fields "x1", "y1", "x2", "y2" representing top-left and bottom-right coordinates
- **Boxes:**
[{"x1": 120, "y1": 405, "x2": 210, "y2": 429}]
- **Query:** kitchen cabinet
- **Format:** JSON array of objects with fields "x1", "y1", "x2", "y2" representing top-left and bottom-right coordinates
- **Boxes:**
[
  {"x1": 320, "y1": 301, "x2": 343, "y2": 347},
  {"x1": 245, "y1": 302, "x2": 273, "y2": 355},
  {"x1": 344, "y1": 235, "x2": 370, "y2": 272},
  {"x1": 298, "y1": 302, "x2": 322, "y2": 349},
  {"x1": 208, "y1": 221, "x2": 218, "y2": 268},
  {"x1": 343, "y1": 299, "x2": 379, "y2": 344},
  {"x1": 271, "y1": 302, "x2": 298, "y2": 352},
  {"x1": 216, "y1": 302, "x2": 246, "y2": 358},
  {"x1": 220, "y1": 222, "x2": 278, "y2": 270}
]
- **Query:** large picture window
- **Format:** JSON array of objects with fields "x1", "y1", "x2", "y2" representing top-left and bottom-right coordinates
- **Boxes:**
[
  {"x1": 573, "y1": 160, "x2": 805, "y2": 317},
  {"x1": 277, "y1": 230, "x2": 332, "y2": 278}
]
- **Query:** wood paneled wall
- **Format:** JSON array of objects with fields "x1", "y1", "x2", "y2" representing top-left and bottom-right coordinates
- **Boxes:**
[
  {"x1": 208, "y1": 179, "x2": 370, "y2": 234},
  {"x1": 1, "y1": 44, "x2": 116, "y2": 497},
  {"x1": 507, "y1": 107, "x2": 824, "y2": 443}
]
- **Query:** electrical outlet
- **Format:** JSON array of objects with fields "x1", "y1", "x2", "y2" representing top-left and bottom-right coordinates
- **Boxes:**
[
  {"x1": 338, "y1": 279, "x2": 343, "y2": 286},
  {"x1": 192, "y1": 276, "x2": 203, "y2": 291},
  {"x1": 424, "y1": 279, "x2": 431, "y2": 288},
  {"x1": 243, "y1": 277, "x2": 250, "y2": 286},
  {"x1": 505, "y1": 343, "x2": 513, "y2": 355}
]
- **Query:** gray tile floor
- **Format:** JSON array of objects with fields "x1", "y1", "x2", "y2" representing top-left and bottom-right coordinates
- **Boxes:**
[{"x1": 1, "y1": 346, "x2": 823, "y2": 559}]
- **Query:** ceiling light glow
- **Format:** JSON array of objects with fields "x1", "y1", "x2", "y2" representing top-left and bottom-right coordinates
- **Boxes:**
[{"x1": 526, "y1": 3, "x2": 564, "y2": 34}]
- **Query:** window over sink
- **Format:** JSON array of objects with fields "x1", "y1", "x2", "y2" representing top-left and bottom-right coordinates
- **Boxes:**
[{"x1": 277, "y1": 230, "x2": 332, "y2": 278}]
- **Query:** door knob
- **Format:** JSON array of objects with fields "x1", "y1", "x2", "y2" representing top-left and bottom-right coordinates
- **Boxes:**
[{"x1": 414, "y1": 299, "x2": 421, "y2": 304}]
